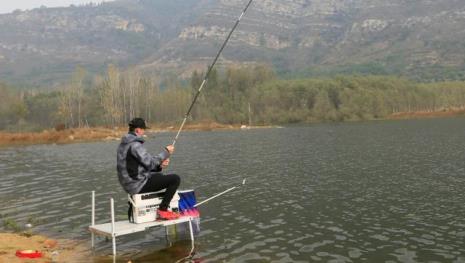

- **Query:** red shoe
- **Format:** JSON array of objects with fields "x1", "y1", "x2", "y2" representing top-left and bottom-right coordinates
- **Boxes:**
[{"x1": 157, "y1": 209, "x2": 180, "y2": 220}]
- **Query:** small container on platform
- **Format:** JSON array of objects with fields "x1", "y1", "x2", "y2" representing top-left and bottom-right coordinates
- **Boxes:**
[{"x1": 128, "y1": 190, "x2": 180, "y2": 223}]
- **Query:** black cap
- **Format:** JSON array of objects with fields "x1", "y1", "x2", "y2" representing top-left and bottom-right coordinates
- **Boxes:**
[{"x1": 128, "y1": 118, "x2": 149, "y2": 129}]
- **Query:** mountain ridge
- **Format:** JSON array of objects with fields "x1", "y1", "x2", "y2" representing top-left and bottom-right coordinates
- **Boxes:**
[{"x1": 1, "y1": 0, "x2": 464, "y2": 86}]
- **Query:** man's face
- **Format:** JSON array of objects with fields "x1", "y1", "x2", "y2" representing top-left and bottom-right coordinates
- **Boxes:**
[{"x1": 135, "y1": 127, "x2": 145, "y2": 136}]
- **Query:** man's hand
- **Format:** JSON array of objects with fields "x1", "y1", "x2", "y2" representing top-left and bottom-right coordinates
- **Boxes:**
[
  {"x1": 165, "y1": 145, "x2": 175, "y2": 154},
  {"x1": 161, "y1": 158, "x2": 170, "y2": 168}
]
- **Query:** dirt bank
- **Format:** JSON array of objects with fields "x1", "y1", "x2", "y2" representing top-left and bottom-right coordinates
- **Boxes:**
[
  {"x1": 0, "y1": 127, "x2": 125, "y2": 147},
  {"x1": 0, "y1": 233, "x2": 88, "y2": 263},
  {"x1": 0, "y1": 122, "x2": 238, "y2": 147},
  {"x1": 388, "y1": 109, "x2": 465, "y2": 119}
]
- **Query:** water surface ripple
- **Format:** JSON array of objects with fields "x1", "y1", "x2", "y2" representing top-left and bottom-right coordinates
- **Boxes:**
[{"x1": 1, "y1": 118, "x2": 465, "y2": 262}]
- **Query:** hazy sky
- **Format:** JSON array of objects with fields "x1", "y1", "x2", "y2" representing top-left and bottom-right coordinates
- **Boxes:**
[{"x1": 0, "y1": 1, "x2": 114, "y2": 14}]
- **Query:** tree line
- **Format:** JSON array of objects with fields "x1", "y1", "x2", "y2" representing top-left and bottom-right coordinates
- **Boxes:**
[
  {"x1": 250, "y1": 76, "x2": 465, "y2": 123},
  {"x1": 1, "y1": 65, "x2": 465, "y2": 131}
]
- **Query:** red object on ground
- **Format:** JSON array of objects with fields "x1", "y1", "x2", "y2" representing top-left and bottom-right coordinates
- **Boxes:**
[{"x1": 15, "y1": 250, "x2": 42, "y2": 258}]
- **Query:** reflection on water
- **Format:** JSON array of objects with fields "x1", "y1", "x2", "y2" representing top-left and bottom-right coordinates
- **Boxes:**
[
  {"x1": 92, "y1": 240, "x2": 201, "y2": 263},
  {"x1": 2, "y1": 118, "x2": 465, "y2": 262}
]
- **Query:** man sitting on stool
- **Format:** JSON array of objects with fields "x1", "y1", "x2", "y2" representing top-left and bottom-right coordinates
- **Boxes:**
[{"x1": 117, "y1": 117, "x2": 180, "y2": 220}]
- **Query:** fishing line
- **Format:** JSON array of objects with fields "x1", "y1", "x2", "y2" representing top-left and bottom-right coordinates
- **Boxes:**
[{"x1": 172, "y1": 0, "x2": 254, "y2": 147}]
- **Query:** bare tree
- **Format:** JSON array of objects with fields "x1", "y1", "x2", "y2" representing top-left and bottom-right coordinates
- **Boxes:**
[
  {"x1": 58, "y1": 84, "x2": 74, "y2": 128},
  {"x1": 72, "y1": 66, "x2": 86, "y2": 127},
  {"x1": 99, "y1": 64, "x2": 122, "y2": 127}
]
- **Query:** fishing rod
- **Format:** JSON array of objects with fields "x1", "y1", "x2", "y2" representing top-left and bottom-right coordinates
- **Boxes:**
[
  {"x1": 172, "y1": 0, "x2": 254, "y2": 146},
  {"x1": 195, "y1": 179, "x2": 246, "y2": 207}
]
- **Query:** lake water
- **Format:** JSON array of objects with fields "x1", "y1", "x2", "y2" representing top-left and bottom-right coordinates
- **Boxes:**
[{"x1": 1, "y1": 118, "x2": 465, "y2": 262}]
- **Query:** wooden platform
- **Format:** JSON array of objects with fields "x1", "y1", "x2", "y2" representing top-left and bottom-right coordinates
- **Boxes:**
[
  {"x1": 89, "y1": 216, "x2": 193, "y2": 237},
  {"x1": 88, "y1": 191, "x2": 195, "y2": 257}
]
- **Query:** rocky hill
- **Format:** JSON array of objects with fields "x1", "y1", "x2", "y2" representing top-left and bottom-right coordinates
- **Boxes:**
[{"x1": 1, "y1": 0, "x2": 465, "y2": 86}]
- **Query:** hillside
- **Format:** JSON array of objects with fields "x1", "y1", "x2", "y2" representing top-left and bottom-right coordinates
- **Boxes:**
[
  {"x1": 0, "y1": 0, "x2": 465, "y2": 86},
  {"x1": 0, "y1": 0, "x2": 207, "y2": 86}
]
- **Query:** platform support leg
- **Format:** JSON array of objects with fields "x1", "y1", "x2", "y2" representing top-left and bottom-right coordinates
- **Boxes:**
[
  {"x1": 165, "y1": 225, "x2": 170, "y2": 244},
  {"x1": 91, "y1": 191, "x2": 95, "y2": 248},
  {"x1": 111, "y1": 198, "x2": 116, "y2": 256},
  {"x1": 188, "y1": 218, "x2": 195, "y2": 255},
  {"x1": 112, "y1": 236, "x2": 116, "y2": 256}
]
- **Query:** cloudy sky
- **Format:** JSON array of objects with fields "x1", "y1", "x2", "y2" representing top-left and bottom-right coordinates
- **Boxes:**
[{"x1": 0, "y1": 1, "x2": 114, "y2": 14}]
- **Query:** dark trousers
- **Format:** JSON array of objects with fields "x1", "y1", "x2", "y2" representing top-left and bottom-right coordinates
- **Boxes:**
[{"x1": 139, "y1": 173, "x2": 180, "y2": 210}]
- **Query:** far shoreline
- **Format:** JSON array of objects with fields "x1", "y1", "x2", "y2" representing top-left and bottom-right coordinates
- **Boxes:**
[
  {"x1": 0, "y1": 122, "x2": 275, "y2": 147},
  {"x1": 0, "y1": 111, "x2": 464, "y2": 147},
  {"x1": 388, "y1": 108, "x2": 465, "y2": 119}
]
